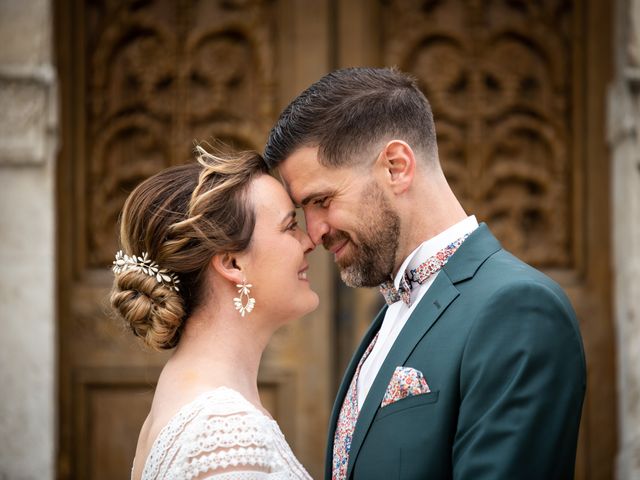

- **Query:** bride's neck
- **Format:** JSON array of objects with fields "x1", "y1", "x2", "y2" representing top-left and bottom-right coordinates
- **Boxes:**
[{"x1": 164, "y1": 305, "x2": 271, "y2": 407}]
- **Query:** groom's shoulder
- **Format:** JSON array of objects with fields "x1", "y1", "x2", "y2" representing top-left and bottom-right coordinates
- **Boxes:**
[
  {"x1": 469, "y1": 246, "x2": 576, "y2": 319},
  {"x1": 485, "y1": 246, "x2": 557, "y2": 283},
  {"x1": 440, "y1": 222, "x2": 576, "y2": 317}
]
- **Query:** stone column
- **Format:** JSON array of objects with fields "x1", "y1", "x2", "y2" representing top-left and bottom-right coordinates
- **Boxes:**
[
  {"x1": 610, "y1": 0, "x2": 640, "y2": 478},
  {"x1": 0, "y1": 0, "x2": 58, "y2": 478}
]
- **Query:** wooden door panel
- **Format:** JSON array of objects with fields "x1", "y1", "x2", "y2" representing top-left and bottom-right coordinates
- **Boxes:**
[{"x1": 73, "y1": 368, "x2": 156, "y2": 480}]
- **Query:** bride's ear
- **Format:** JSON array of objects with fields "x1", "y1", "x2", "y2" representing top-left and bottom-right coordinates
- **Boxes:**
[{"x1": 210, "y1": 252, "x2": 245, "y2": 285}]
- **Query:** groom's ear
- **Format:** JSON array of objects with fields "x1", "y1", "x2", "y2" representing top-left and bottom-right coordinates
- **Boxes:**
[
  {"x1": 211, "y1": 253, "x2": 245, "y2": 285},
  {"x1": 376, "y1": 140, "x2": 415, "y2": 195}
]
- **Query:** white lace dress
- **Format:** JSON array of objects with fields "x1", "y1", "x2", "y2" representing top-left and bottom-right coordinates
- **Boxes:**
[{"x1": 139, "y1": 387, "x2": 312, "y2": 479}]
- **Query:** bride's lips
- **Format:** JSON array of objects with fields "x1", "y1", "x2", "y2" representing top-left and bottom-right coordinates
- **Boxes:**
[{"x1": 298, "y1": 264, "x2": 309, "y2": 281}]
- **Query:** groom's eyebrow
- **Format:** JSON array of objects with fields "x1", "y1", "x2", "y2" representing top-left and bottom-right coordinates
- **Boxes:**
[{"x1": 300, "y1": 189, "x2": 333, "y2": 207}]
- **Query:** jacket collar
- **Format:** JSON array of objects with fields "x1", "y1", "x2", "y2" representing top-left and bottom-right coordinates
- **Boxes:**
[{"x1": 441, "y1": 223, "x2": 501, "y2": 283}]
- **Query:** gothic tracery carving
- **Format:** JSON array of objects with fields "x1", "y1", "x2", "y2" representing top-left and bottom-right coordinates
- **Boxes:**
[
  {"x1": 384, "y1": 0, "x2": 573, "y2": 267},
  {"x1": 85, "y1": 0, "x2": 276, "y2": 267}
]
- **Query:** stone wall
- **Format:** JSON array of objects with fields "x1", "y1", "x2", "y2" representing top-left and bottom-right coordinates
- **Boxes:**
[
  {"x1": 610, "y1": 0, "x2": 640, "y2": 478},
  {"x1": 0, "y1": 0, "x2": 57, "y2": 478}
]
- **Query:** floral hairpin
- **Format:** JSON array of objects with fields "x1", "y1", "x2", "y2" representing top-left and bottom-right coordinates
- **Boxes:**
[{"x1": 112, "y1": 250, "x2": 181, "y2": 292}]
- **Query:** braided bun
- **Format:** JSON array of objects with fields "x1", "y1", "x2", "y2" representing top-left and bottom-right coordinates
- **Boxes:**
[
  {"x1": 111, "y1": 270, "x2": 184, "y2": 350},
  {"x1": 110, "y1": 145, "x2": 268, "y2": 351}
]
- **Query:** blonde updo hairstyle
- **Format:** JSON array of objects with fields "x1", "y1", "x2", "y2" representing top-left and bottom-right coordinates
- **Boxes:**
[{"x1": 110, "y1": 146, "x2": 269, "y2": 350}]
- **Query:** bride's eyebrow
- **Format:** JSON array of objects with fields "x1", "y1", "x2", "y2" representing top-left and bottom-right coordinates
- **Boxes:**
[{"x1": 280, "y1": 210, "x2": 296, "y2": 225}]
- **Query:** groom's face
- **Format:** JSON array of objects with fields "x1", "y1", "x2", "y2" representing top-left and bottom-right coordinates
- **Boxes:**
[{"x1": 279, "y1": 146, "x2": 401, "y2": 287}]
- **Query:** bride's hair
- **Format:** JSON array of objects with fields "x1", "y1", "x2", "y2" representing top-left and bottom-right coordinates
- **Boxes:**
[{"x1": 110, "y1": 145, "x2": 268, "y2": 350}]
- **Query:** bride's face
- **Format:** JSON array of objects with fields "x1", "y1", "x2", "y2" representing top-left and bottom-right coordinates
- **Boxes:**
[{"x1": 242, "y1": 174, "x2": 319, "y2": 323}]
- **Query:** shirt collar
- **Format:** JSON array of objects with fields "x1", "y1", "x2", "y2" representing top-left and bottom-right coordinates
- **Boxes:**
[{"x1": 392, "y1": 215, "x2": 479, "y2": 288}]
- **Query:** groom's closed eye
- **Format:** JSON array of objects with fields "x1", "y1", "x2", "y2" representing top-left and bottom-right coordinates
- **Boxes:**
[
  {"x1": 312, "y1": 197, "x2": 331, "y2": 208},
  {"x1": 300, "y1": 189, "x2": 334, "y2": 207}
]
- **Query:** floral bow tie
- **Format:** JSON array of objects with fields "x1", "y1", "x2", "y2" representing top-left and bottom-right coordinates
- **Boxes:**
[{"x1": 379, "y1": 235, "x2": 468, "y2": 306}]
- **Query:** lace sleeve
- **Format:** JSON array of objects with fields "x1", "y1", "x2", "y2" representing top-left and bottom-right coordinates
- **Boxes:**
[{"x1": 181, "y1": 411, "x2": 284, "y2": 479}]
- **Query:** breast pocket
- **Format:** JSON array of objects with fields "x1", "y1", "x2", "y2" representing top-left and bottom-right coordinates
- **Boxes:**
[
  {"x1": 355, "y1": 390, "x2": 443, "y2": 479},
  {"x1": 375, "y1": 390, "x2": 440, "y2": 421}
]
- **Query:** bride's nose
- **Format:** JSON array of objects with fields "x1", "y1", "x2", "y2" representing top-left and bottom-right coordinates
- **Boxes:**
[{"x1": 298, "y1": 229, "x2": 315, "y2": 254}]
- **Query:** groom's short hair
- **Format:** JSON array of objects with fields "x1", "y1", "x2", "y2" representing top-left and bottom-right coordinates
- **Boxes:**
[{"x1": 263, "y1": 67, "x2": 438, "y2": 169}]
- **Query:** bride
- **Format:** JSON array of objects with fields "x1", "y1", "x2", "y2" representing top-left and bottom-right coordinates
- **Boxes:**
[{"x1": 110, "y1": 146, "x2": 318, "y2": 479}]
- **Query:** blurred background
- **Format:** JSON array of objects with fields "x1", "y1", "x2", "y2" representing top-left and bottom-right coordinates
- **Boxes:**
[{"x1": 1, "y1": 0, "x2": 638, "y2": 478}]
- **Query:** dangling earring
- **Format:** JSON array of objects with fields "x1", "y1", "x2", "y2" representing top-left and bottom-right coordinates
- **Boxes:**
[{"x1": 233, "y1": 279, "x2": 255, "y2": 317}]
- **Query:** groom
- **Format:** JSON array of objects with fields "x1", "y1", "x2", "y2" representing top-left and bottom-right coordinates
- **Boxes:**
[{"x1": 264, "y1": 67, "x2": 586, "y2": 479}]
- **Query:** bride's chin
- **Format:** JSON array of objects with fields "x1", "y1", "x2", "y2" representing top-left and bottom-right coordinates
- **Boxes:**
[
  {"x1": 294, "y1": 291, "x2": 320, "y2": 319},
  {"x1": 271, "y1": 290, "x2": 320, "y2": 325},
  {"x1": 307, "y1": 291, "x2": 320, "y2": 312}
]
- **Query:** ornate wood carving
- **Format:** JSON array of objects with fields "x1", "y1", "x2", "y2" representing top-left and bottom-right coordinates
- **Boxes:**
[
  {"x1": 86, "y1": 0, "x2": 277, "y2": 268},
  {"x1": 383, "y1": 0, "x2": 573, "y2": 267}
]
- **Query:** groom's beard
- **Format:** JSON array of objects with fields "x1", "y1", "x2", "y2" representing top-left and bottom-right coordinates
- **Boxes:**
[{"x1": 324, "y1": 182, "x2": 401, "y2": 288}]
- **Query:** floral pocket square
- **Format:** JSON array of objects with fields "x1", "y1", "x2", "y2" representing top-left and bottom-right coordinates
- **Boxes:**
[{"x1": 381, "y1": 366, "x2": 431, "y2": 407}]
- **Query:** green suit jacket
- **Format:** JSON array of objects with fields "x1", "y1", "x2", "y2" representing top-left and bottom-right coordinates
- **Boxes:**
[{"x1": 325, "y1": 224, "x2": 586, "y2": 480}]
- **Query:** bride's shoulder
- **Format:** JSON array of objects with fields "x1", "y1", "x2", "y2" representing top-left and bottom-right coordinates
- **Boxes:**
[
  {"x1": 189, "y1": 386, "x2": 264, "y2": 416},
  {"x1": 147, "y1": 386, "x2": 264, "y2": 453},
  {"x1": 141, "y1": 386, "x2": 312, "y2": 480},
  {"x1": 140, "y1": 387, "x2": 270, "y2": 476}
]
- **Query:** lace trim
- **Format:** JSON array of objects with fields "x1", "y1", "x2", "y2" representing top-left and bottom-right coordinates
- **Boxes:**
[
  {"x1": 142, "y1": 391, "x2": 204, "y2": 479},
  {"x1": 181, "y1": 446, "x2": 276, "y2": 478},
  {"x1": 205, "y1": 472, "x2": 289, "y2": 480},
  {"x1": 185, "y1": 415, "x2": 271, "y2": 455},
  {"x1": 265, "y1": 423, "x2": 311, "y2": 478},
  {"x1": 140, "y1": 387, "x2": 312, "y2": 479}
]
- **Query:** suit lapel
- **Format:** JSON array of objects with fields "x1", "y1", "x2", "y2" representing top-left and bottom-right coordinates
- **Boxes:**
[
  {"x1": 345, "y1": 276, "x2": 460, "y2": 479},
  {"x1": 324, "y1": 306, "x2": 387, "y2": 479},
  {"x1": 345, "y1": 223, "x2": 502, "y2": 479}
]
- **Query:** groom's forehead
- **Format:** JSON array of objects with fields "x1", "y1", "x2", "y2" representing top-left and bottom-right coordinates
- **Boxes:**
[
  {"x1": 280, "y1": 171, "x2": 331, "y2": 206},
  {"x1": 278, "y1": 148, "x2": 324, "y2": 194}
]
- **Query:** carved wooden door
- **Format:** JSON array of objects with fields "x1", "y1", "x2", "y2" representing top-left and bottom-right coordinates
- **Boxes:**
[
  {"x1": 336, "y1": 1, "x2": 616, "y2": 479},
  {"x1": 56, "y1": 1, "x2": 335, "y2": 478},
  {"x1": 57, "y1": 1, "x2": 615, "y2": 479}
]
